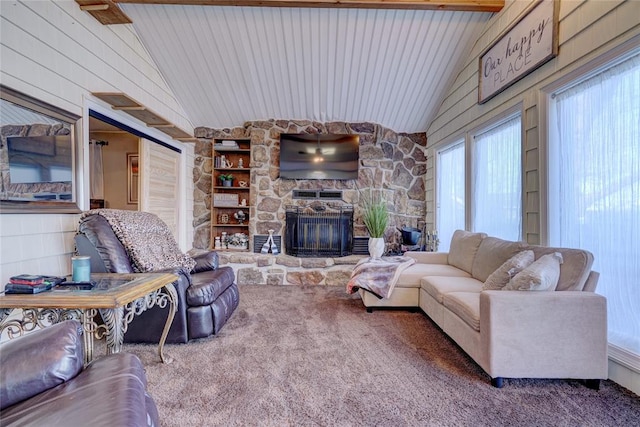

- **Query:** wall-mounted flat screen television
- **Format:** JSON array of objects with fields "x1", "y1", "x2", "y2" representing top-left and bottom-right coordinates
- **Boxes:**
[
  {"x1": 279, "y1": 133, "x2": 359, "y2": 180},
  {"x1": 7, "y1": 135, "x2": 73, "y2": 184}
]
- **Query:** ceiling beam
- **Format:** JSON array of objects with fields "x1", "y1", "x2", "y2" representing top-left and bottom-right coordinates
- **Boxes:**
[
  {"x1": 113, "y1": 0, "x2": 504, "y2": 12},
  {"x1": 75, "y1": 1, "x2": 132, "y2": 24}
]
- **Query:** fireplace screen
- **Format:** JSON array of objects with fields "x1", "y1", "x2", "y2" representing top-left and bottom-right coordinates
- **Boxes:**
[{"x1": 285, "y1": 204, "x2": 353, "y2": 257}]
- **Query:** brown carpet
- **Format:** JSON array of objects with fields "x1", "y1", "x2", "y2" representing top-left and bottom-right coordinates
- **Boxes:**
[{"x1": 128, "y1": 285, "x2": 640, "y2": 426}]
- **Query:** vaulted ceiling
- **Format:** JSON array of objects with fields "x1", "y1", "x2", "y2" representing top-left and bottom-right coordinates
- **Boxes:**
[{"x1": 82, "y1": 1, "x2": 500, "y2": 133}]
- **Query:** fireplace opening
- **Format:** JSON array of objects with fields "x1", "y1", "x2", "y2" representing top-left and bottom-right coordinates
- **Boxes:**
[{"x1": 285, "y1": 204, "x2": 353, "y2": 257}]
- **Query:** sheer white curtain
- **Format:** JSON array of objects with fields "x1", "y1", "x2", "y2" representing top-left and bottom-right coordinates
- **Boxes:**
[
  {"x1": 549, "y1": 52, "x2": 640, "y2": 355},
  {"x1": 437, "y1": 141, "x2": 465, "y2": 251},
  {"x1": 89, "y1": 140, "x2": 104, "y2": 200},
  {"x1": 472, "y1": 116, "x2": 522, "y2": 240}
]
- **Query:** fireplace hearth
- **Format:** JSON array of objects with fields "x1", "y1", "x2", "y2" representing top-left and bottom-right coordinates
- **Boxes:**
[{"x1": 285, "y1": 204, "x2": 353, "y2": 257}]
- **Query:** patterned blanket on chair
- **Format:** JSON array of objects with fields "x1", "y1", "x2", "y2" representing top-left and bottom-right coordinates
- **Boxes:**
[
  {"x1": 346, "y1": 256, "x2": 416, "y2": 299},
  {"x1": 82, "y1": 209, "x2": 196, "y2": 273}
]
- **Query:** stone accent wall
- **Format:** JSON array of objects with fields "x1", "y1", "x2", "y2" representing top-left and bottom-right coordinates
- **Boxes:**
[{"x1": 193, "y1": 120, "x2": 427, "y2": 255}]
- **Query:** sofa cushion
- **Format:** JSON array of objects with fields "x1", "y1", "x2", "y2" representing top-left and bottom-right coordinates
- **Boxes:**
[
  {"x1": 448, "y1": 230, "x2": 487, "y2": 274},
  {"x1": 529, "y1": 246, "x2": 594, "y2": 291},
  {"x1": 505, "y1": 252, "x2": 563, "y2": 291},
  {"x1": 483, "y1": 250, "x2": 535, "y2": 291},
  {"x1": 421, "y1": 276, "x2": 483, "y2": 303},
  {"x1": 472, "y1": 236, "x2": 529, "y2": 282},
  {"x1": 397, "y1": 263, "x2": 471, "y2": 288},
  {"x1": 442, "y1": 292, "x2": 480, "y2": 331}
]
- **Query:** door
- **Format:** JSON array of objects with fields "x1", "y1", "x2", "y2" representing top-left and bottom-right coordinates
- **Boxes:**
[{"x1": 139, "y1": 138, "x2": 181, "y2": 242}]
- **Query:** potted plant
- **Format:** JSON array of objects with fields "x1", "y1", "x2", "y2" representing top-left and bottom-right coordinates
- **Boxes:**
[
  {"x1": 219, "y1": 173, "x2": 234, "y2": 187},
  {"x1": 361, "y1": 193, "x2": 389, "y2": 259}
]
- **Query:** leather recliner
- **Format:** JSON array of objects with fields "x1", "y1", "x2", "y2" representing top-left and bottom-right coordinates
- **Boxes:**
[
  {"x1": 75, "y1": 211, "x2": 239, "y2": 343},
  {"x1": 0, "y1": 320, "x2": 159, "y2": 426}
]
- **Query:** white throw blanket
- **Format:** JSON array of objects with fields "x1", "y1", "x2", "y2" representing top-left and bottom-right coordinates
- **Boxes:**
[{"x1": 346, "y1": 256, "x2": 416, "y2": 299}]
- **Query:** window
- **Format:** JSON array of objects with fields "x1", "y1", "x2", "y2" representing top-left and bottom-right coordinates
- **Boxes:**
[
  {"x1": 436, "y1": 141, "x2": 465, "y2": 251},
  {"x1": 549, "y1": 52, "x2": 640, "y2": 356},
  {"x1": 472, "y1": 115, "x2": 522, "y2": 240}
]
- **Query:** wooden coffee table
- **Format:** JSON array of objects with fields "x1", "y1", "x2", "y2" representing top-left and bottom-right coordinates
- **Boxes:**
[{"x1": 0, "y1": 272, "x2": 178, "y2": 364}]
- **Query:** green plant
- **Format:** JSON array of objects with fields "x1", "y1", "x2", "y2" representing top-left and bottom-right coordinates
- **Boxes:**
[
  {"x1": 219, "y1": 173, "x2": 234, "y2": 181},
  {"x1": 362, "y1": 195, "x2": 389, "y2": 238}
]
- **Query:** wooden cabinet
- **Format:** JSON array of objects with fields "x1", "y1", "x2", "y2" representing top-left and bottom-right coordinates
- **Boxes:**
[{"x1": 211, "y1": 138, "x2": 251, "y2": 251}]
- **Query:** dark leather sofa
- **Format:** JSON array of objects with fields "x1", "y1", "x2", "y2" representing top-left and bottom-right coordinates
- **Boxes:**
[
  {"x1": 0, "y1": 320, "x2": 158, "y2": 426},
  {"x1": 75, "y1": 210, "x2": 239, "y2": 343}
]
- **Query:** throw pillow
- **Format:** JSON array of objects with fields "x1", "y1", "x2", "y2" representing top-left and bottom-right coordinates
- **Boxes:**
[
  {"x1": 483, "y1": 250, "x2": 535, "y2": 290},
  {"x1": 447, "y1": 230, "x2": 487, "y2": 274},
  {"x1": 504, "y1": 252, "x2": 564, "y2": 291}
]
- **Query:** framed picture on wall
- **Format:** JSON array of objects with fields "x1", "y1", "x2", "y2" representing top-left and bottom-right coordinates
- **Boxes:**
[{"x1": 127, "y1": 153, "x2": 139, "y2": 204}]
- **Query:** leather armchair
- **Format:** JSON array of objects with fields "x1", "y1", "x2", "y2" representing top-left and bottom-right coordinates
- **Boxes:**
[{"x1": 75, "y1": 211, "x2": 239, "y2": 343}]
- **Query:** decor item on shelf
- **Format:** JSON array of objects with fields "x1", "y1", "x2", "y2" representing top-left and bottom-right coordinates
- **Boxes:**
[
  {"x1": 240, "y1": 198, "x2": 247, "y2": 207},
  {"x1": 227, "y1": 232, "x2": 248, "y2": 250},
  {"x1": 214, "y1": 236, "x2": 222, "y2": 249},
  {"x1": 219, "y1": 173, "x2": 234, "y2": 187},
  {"x1": 361, "y1": 192, "x2": 388, "y2": 259},
  {"x1": 238, "y1": 180, "x2": 248, "y2": 187},
  {"x1": 221, "y1": 232, "x2": 228, "y2": 247},
  {"x1": 219, "y1": 213, "x2": 230, "y2": 224},
  {"x1": 234, "y1": 210, "x2": 246, "y2": 224},
  {"x1": 238, "y1": 158, "x2": 244, "y2": 168},
  {"x1": 214, "y1": 193, "x2": 239, "y2": 207}
]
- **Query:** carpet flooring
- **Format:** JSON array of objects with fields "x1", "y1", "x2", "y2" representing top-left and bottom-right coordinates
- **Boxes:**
[{"x1": 128, "y1": 285, "x2": 640, "y2": 426}]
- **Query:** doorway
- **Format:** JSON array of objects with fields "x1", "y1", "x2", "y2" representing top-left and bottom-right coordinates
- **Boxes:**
[{"x1": 88, "y1": 116, "x2": 139, "y2": 210}]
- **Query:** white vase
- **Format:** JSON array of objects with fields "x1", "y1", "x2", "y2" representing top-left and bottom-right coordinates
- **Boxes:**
[{"x1": 368, "y1": 237, "x2": 385, "y2": 259}]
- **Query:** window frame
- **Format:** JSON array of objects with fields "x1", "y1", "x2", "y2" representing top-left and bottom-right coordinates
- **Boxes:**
[
  {"x1": 434, "y1": 136, "x2": 466, "y2": 249},
  {"x1": 540, "y1": 37, "x2": 640, "y2": 371},
  {"x1": 468, "y1": 104, "x2": 525, "y2": 240}
]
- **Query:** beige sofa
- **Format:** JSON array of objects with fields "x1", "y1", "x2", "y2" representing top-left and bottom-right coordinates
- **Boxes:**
[{"x1": 358, "y1": 230, "x2": 608, "y2": 388}]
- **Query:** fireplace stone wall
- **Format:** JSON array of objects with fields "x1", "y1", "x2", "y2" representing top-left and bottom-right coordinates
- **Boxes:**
[{"x1": 192, "y1": 120, "x2": 427, "y2": 258}]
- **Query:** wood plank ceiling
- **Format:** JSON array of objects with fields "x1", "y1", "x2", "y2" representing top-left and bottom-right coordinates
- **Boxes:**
[{"x1": 79, "y1": 1, "x2": 498, "y2": 133}]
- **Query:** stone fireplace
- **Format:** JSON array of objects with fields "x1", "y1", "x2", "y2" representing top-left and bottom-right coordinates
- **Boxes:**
[
  {"x1": 285, "y1": 204, "x2": 353, "y2": 257},
  {"x1": 193, "y1": 120, "x2": 427, "y2": 252}
]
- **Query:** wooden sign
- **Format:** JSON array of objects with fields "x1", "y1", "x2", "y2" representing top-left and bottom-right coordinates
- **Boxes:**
[{"x1": 478, "y1": 0, "x2": 558, "y2": 104}]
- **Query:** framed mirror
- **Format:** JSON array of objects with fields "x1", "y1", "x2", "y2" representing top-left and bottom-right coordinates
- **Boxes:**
[{"x1": 1, "y1": 85, "x2": 81, "y2": 213}]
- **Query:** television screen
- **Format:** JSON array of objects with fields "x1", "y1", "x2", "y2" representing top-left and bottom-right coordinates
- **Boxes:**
[
  {"x1": 279, "y1": 133, "x2": 359, "y2": 180},
  {"x1": 7, "y1": 135, "x2": 73, "y2": 184}
]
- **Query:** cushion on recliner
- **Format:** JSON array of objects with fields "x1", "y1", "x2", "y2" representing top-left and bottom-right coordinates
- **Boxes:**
[
  {"x1": 78, "y1": 215, "x2": 135, "y2": 273},
  {"x1": 187, "y1": 266, "x2": 236, "y2": 306},
  {"x1": 80, "y1": 209, "x2": 196, "y2": 273},
  {"x1": 192, "y1": 251, "x2": 219, "y2": 273},
  {"x1": 0, "y1": 321, "x2": 84, "y2": 409},
  {"x1": 0, "y1": 353, "x2": 155, "y2": 427},
  {"x1": 447, "y1": 230, "x2": 487, "y2": 274}
]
